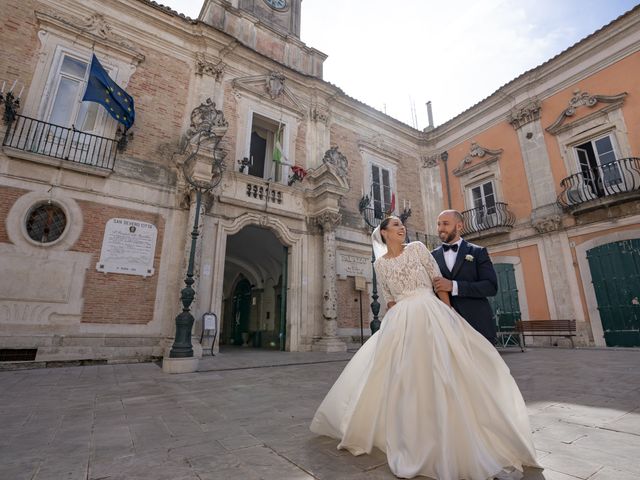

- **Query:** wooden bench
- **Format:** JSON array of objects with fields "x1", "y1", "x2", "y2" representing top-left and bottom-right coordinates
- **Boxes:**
[{"x1": 515, "y1": 320, "x2": 577, "y2": 349}]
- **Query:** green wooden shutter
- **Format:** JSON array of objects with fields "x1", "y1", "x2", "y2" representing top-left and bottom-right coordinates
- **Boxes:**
[
  {"x1": 489, "y1": 263, "x2": 521, "y2": 330},
  {"x1": 587, "y1": 240, "x2": 640, "y2": 347}
]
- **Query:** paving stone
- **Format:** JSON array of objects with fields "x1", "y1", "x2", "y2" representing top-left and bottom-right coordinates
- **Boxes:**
[
  {"x1": 0, "y1": 348, "x2": 639, "y2": 480},
  {"x1": 538, "y1": 451, "x2": 602, "y2": 479},
  {"x1": 588, "y1": 466, "x2": 640, "y2": 480}
]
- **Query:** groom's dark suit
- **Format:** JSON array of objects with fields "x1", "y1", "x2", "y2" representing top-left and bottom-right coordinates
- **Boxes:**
[{"x1": 432, "y1": 239, "x2": 498, "y2": 342}]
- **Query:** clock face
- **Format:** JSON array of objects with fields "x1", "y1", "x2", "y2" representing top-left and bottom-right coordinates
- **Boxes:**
[{"x1": 264, "y1": 0, "x2": 288, "y2": 10}]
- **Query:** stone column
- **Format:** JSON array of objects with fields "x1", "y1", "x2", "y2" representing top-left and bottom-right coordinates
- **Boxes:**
[
  {"x1": 509, "y1": 100, "x2": 582, "y2": 336},
  {"x1": 508, "y1": 99, "x2": 562, "y2": 229},
  {"x1": 312, "y1": 211, "x2": 347, "y2": 352}
]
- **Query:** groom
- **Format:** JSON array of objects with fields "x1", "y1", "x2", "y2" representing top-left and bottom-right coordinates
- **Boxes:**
[{"x1": 431, "y1": 210, "x2": 498, "y2": 343}]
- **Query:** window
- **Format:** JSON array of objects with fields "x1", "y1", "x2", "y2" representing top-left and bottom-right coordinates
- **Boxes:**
[
  {"x1": 466, "y1": 179, "x2": 498, "y2": 228},
  {"x1": 46, "y1": 53, "x2": 101, "y2": 132},
  {"x1": 25, "y1": 204, "x2": 67, "y2": 244},
  {"x1": 574, "y1": 134, "x2": 621, "y2": 197},
  {"x1": 247, "y1": 113, "x2": 284, "y2": 182},
  {"x1": 23, "y1": 49, "x2": 115, "y2": 166},
  {"x1": 371, "y1": 163, "x2": 393, "y2": 219},
  {"x1": 470, "y1": 180, "x2": 496, "y2": 215}
]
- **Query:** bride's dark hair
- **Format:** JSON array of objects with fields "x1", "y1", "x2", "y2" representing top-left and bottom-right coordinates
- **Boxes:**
[{"x1": 379, "y1": 215, "x2": 400, "y2": 244}]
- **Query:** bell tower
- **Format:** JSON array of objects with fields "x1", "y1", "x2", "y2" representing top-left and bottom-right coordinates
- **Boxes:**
[{"x1": 238, "y1": 0, "x2": 301, "y2": 38}]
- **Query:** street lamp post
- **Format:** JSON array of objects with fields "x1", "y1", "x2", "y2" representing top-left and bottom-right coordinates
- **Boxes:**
[
  {"x1": 169, "y1": 135, "x2": 225, "y2": 358},
  {"x1": 358, "y1": 195, "x2": 382, "y2": 334},
  {"x1": 169, "y1": 186, "x2": 207, "y2": 358}
]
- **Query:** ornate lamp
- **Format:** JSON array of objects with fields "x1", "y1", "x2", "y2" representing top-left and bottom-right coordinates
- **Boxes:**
[
  {"x1": 169, "y1": 99, "x2": 227, "y2": 359},
  {"x1": 0, "y1": 80, "x2": 22, "y2": 125}
]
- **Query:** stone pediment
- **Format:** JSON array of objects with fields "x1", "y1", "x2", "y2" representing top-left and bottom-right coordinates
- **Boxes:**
[
  {"x1": 35, "y1": 10, "x2": 144, "y2": 63},
  {"x1": 453, "y1": 142, "x2": 503, "y2": 177},
  {"x1": 546, "y1": 90, "x2": 627, "y2": 135},
  {"x1": 233, "y1": 71, "x2": 305, "y2": 117}
]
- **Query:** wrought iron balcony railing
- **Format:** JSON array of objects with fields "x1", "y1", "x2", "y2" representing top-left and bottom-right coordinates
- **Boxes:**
[
  {"x1": 3, "y1": 114, "x2": 117, "y2": 170},
  {"x1": 557, "y1": 157, "x2": 640, "y2": 209},
  {"x1": 461, "y1": 202, "x2": 515, "y2": 237}
]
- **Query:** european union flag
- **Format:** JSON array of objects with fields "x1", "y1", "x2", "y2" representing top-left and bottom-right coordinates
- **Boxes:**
[{"x1": 82, "y1": 54, "x2": 135, "y2": 130}]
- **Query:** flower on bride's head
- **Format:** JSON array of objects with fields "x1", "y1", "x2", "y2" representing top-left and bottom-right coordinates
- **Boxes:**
[{"x1": 465, "y1": 254, "x2": 474, "y2": 262}]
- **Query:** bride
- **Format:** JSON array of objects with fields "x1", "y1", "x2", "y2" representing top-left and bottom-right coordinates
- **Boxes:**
[{"x1": 310, "y1": 216, "x2": 540, "y2": 479}]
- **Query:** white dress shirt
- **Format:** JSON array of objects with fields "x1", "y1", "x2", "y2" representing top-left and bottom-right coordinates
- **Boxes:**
[{"x1": 443, "y1": 238, "x2": 463, "y2": 296}]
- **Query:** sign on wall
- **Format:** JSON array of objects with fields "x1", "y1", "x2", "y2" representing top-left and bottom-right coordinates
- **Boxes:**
[
  {"x1": 336, "y1": 251, "x2": 371, "y2": 278},
  {"x1": 96, "y1": 218, "x2": 158, "y2": 277}
]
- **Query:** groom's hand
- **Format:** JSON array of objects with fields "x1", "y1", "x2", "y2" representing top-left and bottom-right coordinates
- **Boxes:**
[{"x1": 433, "y1": 277, "x2": 453, "y2": 293}]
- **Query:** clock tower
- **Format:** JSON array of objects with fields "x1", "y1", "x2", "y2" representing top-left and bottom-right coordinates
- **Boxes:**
[
  {"x1": 238, "y1": 0, "x2": 301, "y2": 38},
  {"x1": 199, "y1": 0, "x2": 325, "y2": 78}
]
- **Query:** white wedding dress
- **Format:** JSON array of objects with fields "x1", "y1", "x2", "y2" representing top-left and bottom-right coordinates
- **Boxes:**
[{"x1": 310, "y1": 242, "x2": 540, "y2": 479}]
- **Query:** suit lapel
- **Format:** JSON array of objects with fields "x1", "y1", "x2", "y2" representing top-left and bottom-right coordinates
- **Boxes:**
[
  {"x1": 433, "y1": 247, "x2": 451, "y2": 277},
  {"x1": 450, "y1": 239, "x2": 469, "y2": 279}
]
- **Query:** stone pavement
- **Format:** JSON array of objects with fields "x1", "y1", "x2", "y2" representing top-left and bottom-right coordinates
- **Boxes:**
[{"x1": 0, "y1": 347, "x2": 639, "y2": 480}]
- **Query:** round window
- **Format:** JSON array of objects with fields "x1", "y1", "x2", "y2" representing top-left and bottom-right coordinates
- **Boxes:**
[{"x1": 25, "y1": 204, "x2": 67, "y2": 244}]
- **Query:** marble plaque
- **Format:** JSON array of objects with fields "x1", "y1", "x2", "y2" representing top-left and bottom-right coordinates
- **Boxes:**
[
  {"x1": 96, "y1": 218, "x2": 157, "y2": 277},
  {"x1": 336, "y1": 251, "x2": 371, "y2": 278}
]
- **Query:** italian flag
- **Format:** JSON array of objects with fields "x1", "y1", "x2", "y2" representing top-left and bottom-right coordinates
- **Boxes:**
[{"x1": 273, "y1": 123, "x2": 285, "y2": 164}]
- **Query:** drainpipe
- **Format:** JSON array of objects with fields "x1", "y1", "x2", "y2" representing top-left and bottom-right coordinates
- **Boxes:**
[{"x1": 441, "y1": 150, "x2": 452, "y2": 208}]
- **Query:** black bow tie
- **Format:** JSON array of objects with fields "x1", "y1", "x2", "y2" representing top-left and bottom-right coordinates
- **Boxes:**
[{"x1": 442, "y1": 243, "x2": 459, "y2": 252}]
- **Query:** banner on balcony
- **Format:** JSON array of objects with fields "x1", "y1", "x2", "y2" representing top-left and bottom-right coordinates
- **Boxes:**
[{"x1": 82, "y1": 54, "x2": 135, "y2": 130}]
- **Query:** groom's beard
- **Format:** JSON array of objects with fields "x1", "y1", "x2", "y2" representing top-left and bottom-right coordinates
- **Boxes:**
[{"x1": 439, "y1": 229, "x2": 458, "y2": 244}]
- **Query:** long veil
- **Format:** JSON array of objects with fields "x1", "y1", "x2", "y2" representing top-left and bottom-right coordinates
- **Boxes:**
[{"x1": 371, "y1": 226, "x2": 387, "y2": 261}]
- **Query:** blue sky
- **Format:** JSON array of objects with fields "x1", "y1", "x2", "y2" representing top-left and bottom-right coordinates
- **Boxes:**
[{"x1": 157, "y1": 0, "x2": 638, "y2": 127}]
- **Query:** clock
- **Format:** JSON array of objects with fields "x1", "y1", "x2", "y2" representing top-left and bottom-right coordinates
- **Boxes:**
[{"x1": 263, "y1": 0, "x2": 288, "y2": 11}]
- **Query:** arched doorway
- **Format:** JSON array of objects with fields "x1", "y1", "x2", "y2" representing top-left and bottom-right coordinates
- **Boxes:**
[{"x1": 220, "y1": 225, "x2": 288, "y2": 350}]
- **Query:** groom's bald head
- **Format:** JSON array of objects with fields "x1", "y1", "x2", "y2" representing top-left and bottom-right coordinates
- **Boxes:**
[
  {"x1": 438, "y1": 210, "x2": 463, "y2": 223},
  {"x1": 437, "y1": 210, "x2": 463, "y2": 244}
]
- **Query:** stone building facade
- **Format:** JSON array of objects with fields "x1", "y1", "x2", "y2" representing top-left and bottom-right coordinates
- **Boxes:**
[
  {"x1": 422, "y1": 5, "x2": 640, "y2": 347},
  {"x1": 0, "y1": 0, "x2": 432, "y2": 361},
  {"x1": 1, "y1": 0, "x2": 638, "y2": 363}
]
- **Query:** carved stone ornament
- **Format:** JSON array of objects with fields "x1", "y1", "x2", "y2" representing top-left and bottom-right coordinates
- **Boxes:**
[
  {"x1": 311, "y1": 104, "x2": 329, "y2": 124},
  {"x1": 531, "y1": 214, "x2": 562, "y2": 234},
  {"x1": 370, "y1": 133, "x2": 385, "y2": 150},
  {"x1": 508, "y1": 99, "x2": 541, "y2": 130},
  {"x1": 266, "y1": 71, "x2": 286, "y2": 99},
  {"x1": 314, "y1": 211, "x2": 342, "y2": 231},
  {"x1": 233, "y1": 74, "x2": 305, "y2": 117},
  {"x1": 35, "y1": 11, "x2": 142, "y2": 60},
  {"x1": 186, "y1": 98, "x2": 229, "y2": 141},
  {"x1": 546, "y1": 90, "x2": 628, "y2": 135},
  {"x1": 421, "y1": 153, "x2": 440, "y2": 168},
  {"x1": 322, "y1": 146, "x2": 349, "y2": 179},
  {"x1": 453, "y1": 142, "x2": 503, "y2": 176},
  {"x1": 195, "y1": 53, "x2": 225, "y2": 80}
]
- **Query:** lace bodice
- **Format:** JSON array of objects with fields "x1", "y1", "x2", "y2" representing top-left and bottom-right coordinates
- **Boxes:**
[{"x1": 374, "y1": 241, "x2": 442, "y2": 302}]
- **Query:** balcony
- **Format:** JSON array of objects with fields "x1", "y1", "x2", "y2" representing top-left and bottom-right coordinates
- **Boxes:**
[
  {"x1": 557, "y1": 157, "x2": 640, "y2": 214},
  {"x1": 3, "y1": 115, "x2": 117, "y2": 174},
  {"x1": 461, "y1": 202, "x2": 515, "y2": 240},
  {"x1": 218, "y1": 170, "x2": 305, "y2": 220}
]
